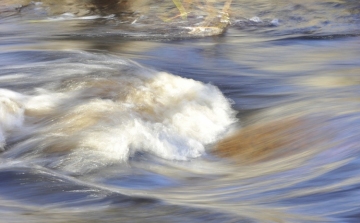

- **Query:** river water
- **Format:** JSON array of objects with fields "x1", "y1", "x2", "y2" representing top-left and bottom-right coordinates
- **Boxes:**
[{"x1": 0, "y1": 0, "x2": 360, "y2": 222}]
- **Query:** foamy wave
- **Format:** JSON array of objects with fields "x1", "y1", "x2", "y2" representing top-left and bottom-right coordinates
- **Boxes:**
[
  {"x1": 1, "y1": 69, "x2": 236, "y2": 167},
  {"x1": 0, "y1": 89, "x2": 27, "y2": 150}
]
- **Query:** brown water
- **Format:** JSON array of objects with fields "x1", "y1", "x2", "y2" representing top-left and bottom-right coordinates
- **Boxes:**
[{"x1": 1, "y1": 0, "x2": 360, "y2": 222}]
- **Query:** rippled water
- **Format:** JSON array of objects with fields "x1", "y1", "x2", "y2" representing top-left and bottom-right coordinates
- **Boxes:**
[{"x1": 1, "y1": 0, "x2": 360, "y2": 222}]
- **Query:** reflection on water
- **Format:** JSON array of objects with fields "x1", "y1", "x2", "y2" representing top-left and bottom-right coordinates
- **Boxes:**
[{"x1": 1, "y1": 0, "x2": 360, "y2": 222}]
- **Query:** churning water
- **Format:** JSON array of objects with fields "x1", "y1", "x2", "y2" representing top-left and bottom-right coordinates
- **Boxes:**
[{"x1": 1, "y1": 0, "x2": 360, "y2": 222}]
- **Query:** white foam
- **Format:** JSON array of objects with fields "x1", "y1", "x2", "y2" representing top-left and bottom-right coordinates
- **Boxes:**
[
  {"x1": 2, "y1": 70, "x2": 237, "y2": 167},
  {"x1": 250, "y1": 17, "x2": 262, "y2": 23},
  {"x1": 271, "y1": 18, "x2": 280, "y2": 26},
  {"x1": 0, "y1": 89, "x2": 27, "y2": 150}
]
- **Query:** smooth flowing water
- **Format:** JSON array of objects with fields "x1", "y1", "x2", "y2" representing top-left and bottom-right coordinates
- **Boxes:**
[{"x1": 1, "y1": 0, "x2": 360, "y2": 222}]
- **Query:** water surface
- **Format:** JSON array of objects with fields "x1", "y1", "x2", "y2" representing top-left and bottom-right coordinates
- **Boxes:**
[{"x1": 1, "y1": 0, "x2": 360, "y2": 222}]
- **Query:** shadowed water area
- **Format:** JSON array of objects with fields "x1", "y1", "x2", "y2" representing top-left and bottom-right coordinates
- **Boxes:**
[{"x1": 1, "y1": 0, "x2": 360, "y2": 222}]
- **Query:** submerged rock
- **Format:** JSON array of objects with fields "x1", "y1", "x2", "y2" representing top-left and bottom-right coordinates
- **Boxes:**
[
  {"x1": 1, "y1": 0, "x2": 232, "y2": 38},
  {"x1": 213, "y1": 117, "x2": 330, "y2": 164}
]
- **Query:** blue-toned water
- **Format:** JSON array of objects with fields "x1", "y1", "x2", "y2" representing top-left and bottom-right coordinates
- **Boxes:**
[{"x1": 1, "y1": 0, "x2": 360, "y2": 222}]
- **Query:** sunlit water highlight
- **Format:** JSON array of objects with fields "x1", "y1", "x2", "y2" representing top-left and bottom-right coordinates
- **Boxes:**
[{"x1": 1, "y1": 0, "x2": 360, "y2": 222}]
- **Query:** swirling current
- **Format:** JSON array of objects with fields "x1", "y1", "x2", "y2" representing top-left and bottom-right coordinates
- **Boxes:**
[{"x1": 1, "y1": 0, "x2": 360, "y2": 222}]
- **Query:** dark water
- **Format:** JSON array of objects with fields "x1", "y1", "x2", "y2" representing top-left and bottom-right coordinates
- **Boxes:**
[{"x1": 1, "y1": 0, "x2": 360, "y2": 222}]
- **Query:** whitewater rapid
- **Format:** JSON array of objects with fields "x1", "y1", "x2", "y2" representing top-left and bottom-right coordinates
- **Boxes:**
[{"x1": 0, "y1": 52, "x2": 236, "y2": 172}]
